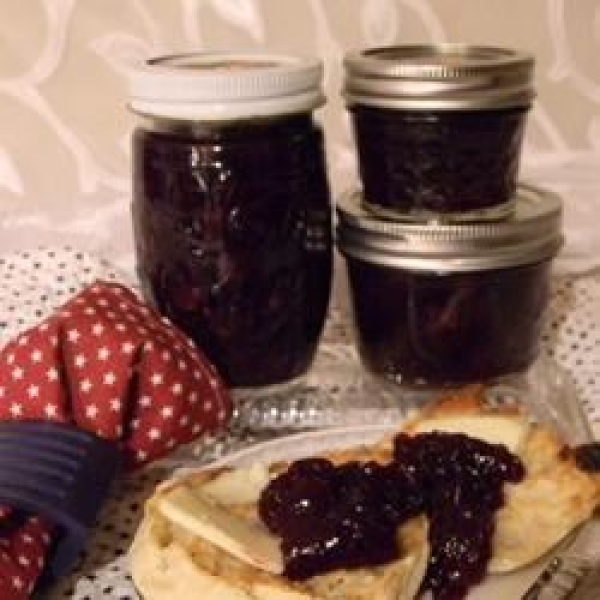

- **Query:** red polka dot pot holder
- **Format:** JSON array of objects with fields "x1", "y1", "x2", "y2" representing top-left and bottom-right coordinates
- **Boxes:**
[{"x1": 0, "y1": 280, "x2": 233, "y2": 598}]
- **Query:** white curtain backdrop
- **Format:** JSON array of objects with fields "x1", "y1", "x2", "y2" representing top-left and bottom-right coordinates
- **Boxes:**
[{"x1": 0, "y1": 0, "x2": 598, "y2": 275}]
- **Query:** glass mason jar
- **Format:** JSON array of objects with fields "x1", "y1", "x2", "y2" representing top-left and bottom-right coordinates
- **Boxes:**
[
  {"x1": 128, "y1": 53, "x2": 333, "y2": 388},
  {"x1": 336, "y1": 185, "x2": 563, "y2": 387},
  {"x1": 343, "y1": 45, "x2": 535, "y2": 221}
]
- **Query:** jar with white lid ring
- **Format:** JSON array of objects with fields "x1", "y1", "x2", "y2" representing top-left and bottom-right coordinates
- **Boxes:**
[
  {"x1": 128, "y1": 53, "x2": 333, "y2": 388},
  {"x1": 336, "y1": 185, "x2": 562, "y2": 387},
  {"x1": 343, "y1": 44, "x2": 535, "y2": 221}
]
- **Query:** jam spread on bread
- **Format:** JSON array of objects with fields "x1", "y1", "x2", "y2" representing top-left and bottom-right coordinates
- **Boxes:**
[{"x1": 259, "y1": 431, "x2": 524, "y2": 600}]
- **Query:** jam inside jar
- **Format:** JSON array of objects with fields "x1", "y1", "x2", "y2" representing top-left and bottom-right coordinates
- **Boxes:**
[
  {"x1": 129, "y1": 54, "x2": 333, "y2": 387},
  {"x1": 336, "y1": 186, "x2": 563, "y2": 387},
  {"x1": 349, "y1": 105, "x2": 528, "y2": 217},
  {"x1": 343, "y1": 44, "x2": 535, "y2": 221},
  {"x1": 346, "y1": 259, "x2": 550, "y2": 385}
]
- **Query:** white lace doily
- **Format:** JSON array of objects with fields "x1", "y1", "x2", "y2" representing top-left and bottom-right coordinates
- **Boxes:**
[{"x1": 0, "y1": 247, "x2": 598, "y2": 599}]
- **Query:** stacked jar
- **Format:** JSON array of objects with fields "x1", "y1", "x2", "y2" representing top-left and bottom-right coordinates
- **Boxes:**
[{"x1": 337, "y1": 45, "x2": 564, "y2": 388}]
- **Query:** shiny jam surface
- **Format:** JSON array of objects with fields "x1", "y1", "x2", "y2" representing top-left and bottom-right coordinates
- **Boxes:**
[
  {"x1": 346, "y1": 260, "x2": 551, "y2": 385},
  {"x1": 350, "y1": 106, "x2": 527, "y2": 215},
  {"x1": 132, "y1": 115, "x2": 332, "y2": 387},
  {"x1": 259, "y1": 432, "x2": 525, "y2": 600}
]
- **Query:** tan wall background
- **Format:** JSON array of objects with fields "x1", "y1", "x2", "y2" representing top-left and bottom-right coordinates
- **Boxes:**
[{"x1": 0, "y1": 0, "x2": 598, "y2": 273}]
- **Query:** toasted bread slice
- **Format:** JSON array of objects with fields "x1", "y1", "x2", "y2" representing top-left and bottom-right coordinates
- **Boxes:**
[
  {"x1": 130, "y1": 386, "x2": 600, "y2": 599},
  {"x1": 490, "y1": 424, "x2": 600, "y2": 572},
  {"x1": 400, "y1": 386, "x2": 600, "y2": 573},
  {"x1": 130, "y1": 464, "x2": 430, "y2": 600}
]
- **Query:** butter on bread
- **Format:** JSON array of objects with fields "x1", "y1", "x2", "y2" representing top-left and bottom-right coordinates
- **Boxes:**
[
  {"x1": 130, "y1": 465, "x2": 429, "y2": 600},
  {"x1": 130, "y1": 386, "x2": 600, "y2": 599},
  {"x1": 491, "y1": 424, "x2": 600, "y2": 572},
  {"x1": 402, "y1": 386, "x2": 600, "y2": 573}
]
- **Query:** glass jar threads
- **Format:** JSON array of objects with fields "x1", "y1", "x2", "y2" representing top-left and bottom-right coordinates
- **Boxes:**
[
  {"x1": 336, "y1": 185, "x2": 562, "y2": 387},
  {"x1": 128, "y1": 53, "x2": 333, "y2": 388},
  {"x1": 343, "y1": 45, "x2": 535, "y2": 221}
]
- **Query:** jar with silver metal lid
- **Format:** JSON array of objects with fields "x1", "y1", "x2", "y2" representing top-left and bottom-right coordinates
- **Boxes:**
[
  {"x1": 343, "y1": 44, "x2": 535, "y2": 221},
  {"x1": 128, "y1": 53, "x2": 333, "y2": 388},
  {"x1": 336, "y1": 185, "x2": 562, "y2": 386}
]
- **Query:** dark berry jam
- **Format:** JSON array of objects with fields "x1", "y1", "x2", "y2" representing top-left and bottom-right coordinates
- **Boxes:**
[
  {"x1": 345, "y1": 259, "x2": 551, "y2": 386},
  {"x1": 350, "y1": 106, "x2": 528, "y2": 217},
  {"x1": 258, "y1": 431, "x2": 524, "y2": 599},
  {"x1": 574, "y1": 442, "x2": 600, "y2": 473},
  {"x1": 132, "y1": 114, "x2": 332, "y2": 386}
]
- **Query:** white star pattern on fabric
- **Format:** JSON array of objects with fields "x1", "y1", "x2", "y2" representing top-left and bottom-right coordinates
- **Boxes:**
[
  {"x1": 44, "y1": 404, "x2": 58, "y2": 418},
  {"x1": 103, "y1": 372, "x2": 117, "y2": 386},
  {"x1": 18, "y1": 555, "x2": 30, "y2": 567},
  {"x1": 86, "y1": 404, "x2": 99, "y2": 419},
  {"x1": 0, "y1": 278, "x2": 232, "y2": 594},
  {"x1": 67, "y1": 329, "x2": 81, "y2": 342},
  {"x1": 12, "y1": 576, "x2": 23, "y2": 589},
  {"x1": 91, "y1": 323, "x2": 104, "y2": 336},
  {"x1": 148, "y1": 427, "x2": 161, "y2": 440},
  {"x1": 46, "y1": 367, "x2": 59, "y2": 382},
  {"x1": 121, "y1": 341, "x2": 135, "y2": 354}
]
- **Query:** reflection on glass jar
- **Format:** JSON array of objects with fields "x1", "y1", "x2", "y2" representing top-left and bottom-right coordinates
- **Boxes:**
[
  {"x1": 337, "y1": 186, "x2": 563, "y2": 387},
  {"x1": 343, "y1": 45, "x2": 535, "y2": 221},
  {"x1": 129, "y1": 54, "x2": 332, "y2": 387}
]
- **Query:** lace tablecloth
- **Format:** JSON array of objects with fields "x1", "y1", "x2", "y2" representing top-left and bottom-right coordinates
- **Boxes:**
[{"x1": 0, "y1": 247, "x2": 599, "y2": 599}]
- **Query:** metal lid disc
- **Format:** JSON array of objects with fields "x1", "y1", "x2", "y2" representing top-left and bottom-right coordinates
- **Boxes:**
[
  {"x1": 128, "y1": 52, "x2": 325, "y2": 121},
  {"x1": 336, "y1": 185, "x2": 563, "y2": 272},
  {"x1": 343, "y1": 44, "x2": 535, "y2": 111}
]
